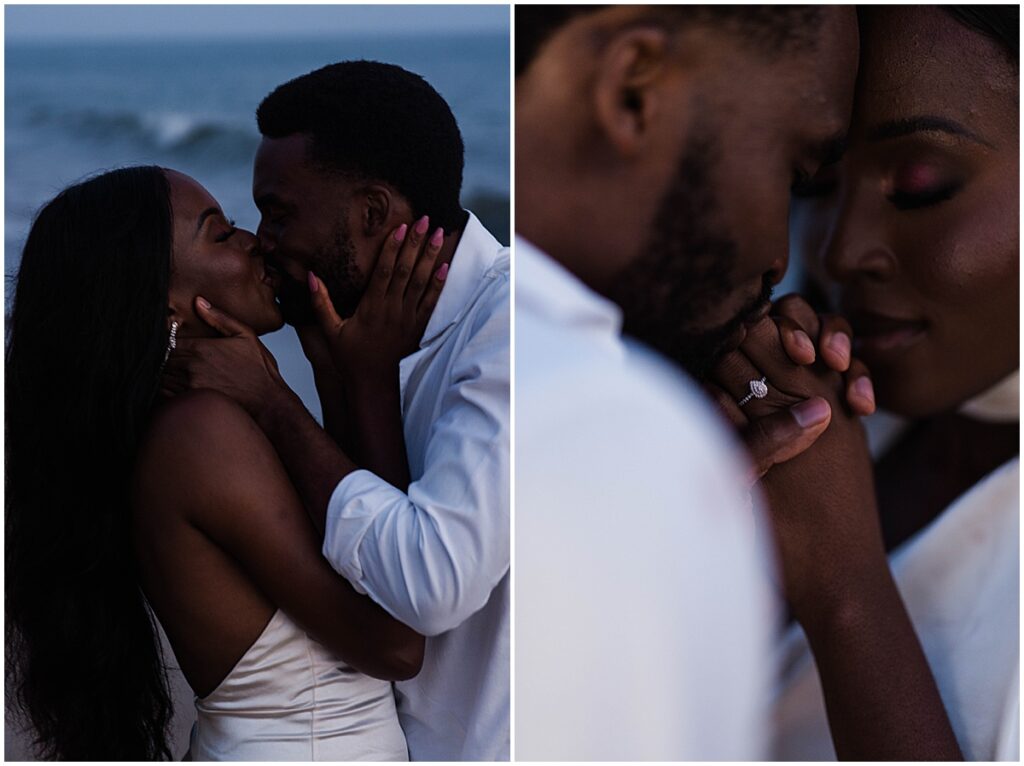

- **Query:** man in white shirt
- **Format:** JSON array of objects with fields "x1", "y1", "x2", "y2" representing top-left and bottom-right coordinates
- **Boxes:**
[
  {"x1": 168, "y1": 62, "x2": 509, "y2": 760},
  {"x1": 515, "y1": 6, "x2": 859, "y2": 759}
]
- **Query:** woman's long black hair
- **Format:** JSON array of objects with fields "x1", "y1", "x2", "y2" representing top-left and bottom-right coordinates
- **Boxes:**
[
  {"x1": 6, "y1": 166, "x2": 176, "y2": 759},
  {"x1": 944, "y1": 5, "x2": 1019, "y2": 64}
]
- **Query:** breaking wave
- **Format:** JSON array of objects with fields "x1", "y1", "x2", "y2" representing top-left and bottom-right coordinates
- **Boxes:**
[{"x1": 24, "y1": 105, "x2": 259, "y2": 165}]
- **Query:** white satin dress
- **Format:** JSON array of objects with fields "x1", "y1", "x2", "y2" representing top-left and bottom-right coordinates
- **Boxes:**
[{"x1": 188, "y1": 609, "x2": 409, "y2": 761}]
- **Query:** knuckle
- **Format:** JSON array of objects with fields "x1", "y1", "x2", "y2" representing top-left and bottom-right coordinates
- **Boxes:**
[
  {"x1": 775, "y1": 315, "x2": 799, "y2": 332},
  {"x1": 746, "y1": 419, "x2": 780, "y2": 462},
  {"x1": 774, "y1": 293, "x2": 806, "y2": 312},
  {"x1": 822, "y1": 313, "x2": 850, "y2": 333}
]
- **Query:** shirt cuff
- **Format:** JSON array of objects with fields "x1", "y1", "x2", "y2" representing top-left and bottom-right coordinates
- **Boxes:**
[{"x1": 322, "y1": 468, "x2": 394, "y2": 594}]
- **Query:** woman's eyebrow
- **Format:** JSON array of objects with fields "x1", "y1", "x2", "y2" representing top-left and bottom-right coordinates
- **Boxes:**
[{"x1": 867, "y1": 115, "x2": 995, "y2": 149}]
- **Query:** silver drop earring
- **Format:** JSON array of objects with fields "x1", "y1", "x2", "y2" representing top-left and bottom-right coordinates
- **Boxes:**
[{"x1": 162, "y1": 320, "x2": 179, "y2": 367}]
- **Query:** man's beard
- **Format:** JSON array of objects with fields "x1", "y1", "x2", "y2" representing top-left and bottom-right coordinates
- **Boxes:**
[
  {"x1": 606, "y1": 118, "x2": 772, "y2": 381},
  {"x1": 275, "y1": 217, "x2": 363, "y2": 327}
]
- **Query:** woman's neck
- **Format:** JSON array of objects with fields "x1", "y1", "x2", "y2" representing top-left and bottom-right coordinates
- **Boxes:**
[{"x1": 875, "y1": 413, "x2": 1018, "y2": 553}]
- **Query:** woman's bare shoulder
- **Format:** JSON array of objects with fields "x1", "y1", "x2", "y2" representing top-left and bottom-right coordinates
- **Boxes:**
[
  {"x1": 146, "y1": 388, "x2": 260, "y2": 444},
  {"x1": 133, "y1": 390, "x2": 280, "y2": 522}
]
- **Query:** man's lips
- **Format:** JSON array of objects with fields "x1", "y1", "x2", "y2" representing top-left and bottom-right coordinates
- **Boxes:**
[
  {"x1": 744, "y1": 299, "x2": 772, "y2": 326},
  {"x1": 720, "y1": 300, "x2": 772, "y2": 354}
]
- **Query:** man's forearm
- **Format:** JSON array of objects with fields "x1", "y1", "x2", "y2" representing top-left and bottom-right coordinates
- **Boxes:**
[
  {"x1": 313, "y1": 370, "x2": 359, "y2": 458},
  {"x1": 256, "y1": 385, "x2": 359, "y2": 535},
  {"x1": 346, "y1": 375, "x2": 411, "y2": 491}
]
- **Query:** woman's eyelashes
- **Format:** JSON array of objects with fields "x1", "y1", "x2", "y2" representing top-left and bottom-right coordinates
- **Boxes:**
[
  {"x1": 790, "y1": 162, "x2": 963, "y2": 211},
  {"x1": 214, "y1": 219, "x2": 238, "y2": 243},
  {"x1": 887, "y1": 161, "x2": 963, "y2": 211},
  {"x1": 888, "y1": 183, "x2": 962, "y2": 211}
]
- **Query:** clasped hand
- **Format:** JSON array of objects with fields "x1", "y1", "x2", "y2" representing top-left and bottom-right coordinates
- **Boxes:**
[
  {"x1": 707, "y1": 295, "x2": 887, "y2": 617},
  {"x1": 704, "y1": 296, "x2": 875, "y2": 483}
]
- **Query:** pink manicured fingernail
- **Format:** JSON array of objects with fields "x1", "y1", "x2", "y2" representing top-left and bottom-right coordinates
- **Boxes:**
[
  {"x1": 414, "y1": 215, "x2": 429, "y2": 235},
  {"x1": 196, "y1": 296, "x2": 211, "y2": 310},
  {"x1": 435, "y1": 263, "x2": 449, "y2": 282},
  {"x1": 307, "y1": 272, "x2": 319, "y2": 293},
  {"x1": 853, "y1": 376, "x2": 875, "y2": 406},
  {"x1": 792, "y1": 397, "x2": 830, "y2": 428},
  {"x1": 829, "y1": 332, "x2": 851, "y2": 362},
  {"x1": 430, "y1": 227, "x2": 444, "y2": 247},
  {"x1": 794, "y1": 329, "x2": 815, "y2": 359},
  {"x1": 393, "y1": 223, "x2": 408, "y2": 242}
]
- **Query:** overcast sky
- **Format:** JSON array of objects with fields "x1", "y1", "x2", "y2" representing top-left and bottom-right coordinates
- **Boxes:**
[{"x1": 6, "y1": 4, "x2": 508, "y2": 42}]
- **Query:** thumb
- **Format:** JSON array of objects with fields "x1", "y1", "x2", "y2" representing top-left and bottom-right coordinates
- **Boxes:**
[
  {"x1": 308, "y1": 272, "x2": 344, "y2": 335},
  {"x1": 195, "y1": 296, "x2": 253, "y2": 337},
  {"x1": 742, "y1": 397, "x2": 831, "y2": 482}
]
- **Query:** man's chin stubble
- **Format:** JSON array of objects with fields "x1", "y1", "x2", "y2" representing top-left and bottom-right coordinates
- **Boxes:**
[{"x1": 677, "y1": 282, "x2": 775, "y2": 380}]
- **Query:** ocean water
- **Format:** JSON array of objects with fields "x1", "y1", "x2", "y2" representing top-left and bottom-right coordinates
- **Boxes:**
[{"x1": 5, "y1": 33, "x2": 510, "y2": 418}]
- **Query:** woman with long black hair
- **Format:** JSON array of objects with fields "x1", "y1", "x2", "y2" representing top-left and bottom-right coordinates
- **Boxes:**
[{"x1": 6, "y1": 166, "x2": 442, "y2": 760}]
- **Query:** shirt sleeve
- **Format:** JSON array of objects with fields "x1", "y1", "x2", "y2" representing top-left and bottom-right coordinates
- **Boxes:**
[
  {"x1": 515, "y1": 346, "x2": 777, "y2": 760},
  {"x1": 322, "y1": 295, "x2": 510, "y2": 637}
]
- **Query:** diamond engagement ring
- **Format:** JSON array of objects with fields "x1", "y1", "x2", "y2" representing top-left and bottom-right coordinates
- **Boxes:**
[{"x1": 737, "y1": 376, "x2": 769, "y2": 406}]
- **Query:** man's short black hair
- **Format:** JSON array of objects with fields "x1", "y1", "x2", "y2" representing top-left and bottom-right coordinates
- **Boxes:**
[
  {"x1": 516, "y1": 5, "x2": 825, "y2": 77},
  {"x1": 257, "y1": 60, "x2": 465, "y2": 232}
]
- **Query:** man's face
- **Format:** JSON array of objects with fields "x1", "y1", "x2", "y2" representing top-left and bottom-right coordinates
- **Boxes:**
[
  {"x1": 252, "y1": 134, "x2": 368, "y2": 324},
  {"x1": 609, "y1": 11, "x2": 859, "y2": 378}
]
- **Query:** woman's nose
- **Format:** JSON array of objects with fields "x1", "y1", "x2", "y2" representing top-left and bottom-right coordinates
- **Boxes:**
[
  {"x1": 823, "y1": 189, "x2": 898, "y2": 284},
  {"x1": 239, "y1": 228, "x2": 259, "y2": 255}
]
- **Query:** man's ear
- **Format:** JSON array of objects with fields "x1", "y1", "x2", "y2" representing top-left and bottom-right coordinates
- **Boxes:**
[
  {"x1": 360, "y1": 184, "x2": 394, "y2": 236},
  {"x1": 592, "y1": 26, "x2": 677, "y2": 157}
]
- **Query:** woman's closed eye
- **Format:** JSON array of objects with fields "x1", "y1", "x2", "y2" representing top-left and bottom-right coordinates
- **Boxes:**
[
  {"x1": 888, "y1": 164, "x2": 963, "y2": 211},
  {"x1": 215, "y1": 219, "x2": 238, "y2": 243},
  {"x1": 888, "y1": 184, "x2": 962, "y2": 210}
]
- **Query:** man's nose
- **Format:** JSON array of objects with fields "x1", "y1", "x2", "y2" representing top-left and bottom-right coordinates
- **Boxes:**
[
  {"x1": 766, "y1": 254, "x2": 788, "y2": 286},
  {"x1": 257, "y1": 223, "x2": 276, "y2": 255}
]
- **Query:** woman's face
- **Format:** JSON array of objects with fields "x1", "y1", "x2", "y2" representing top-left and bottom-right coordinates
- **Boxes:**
[
  {"x1": 792, "y1": 7, "x2": 1019, "y2": 418},
  {"x1": 166, "y1": 171, "x2": 283, "y2": 336}
]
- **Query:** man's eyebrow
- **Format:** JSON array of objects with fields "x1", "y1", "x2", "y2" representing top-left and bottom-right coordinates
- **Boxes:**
[
  {"x1": 195, "y1": 207, "x2": 221, "y2": 236},
  {"x1": 813, "y1": 132, "x2": 848, "y2": 166},
  {"x1": 866, "y1": 116, "x2": 995, "y2": 148}
]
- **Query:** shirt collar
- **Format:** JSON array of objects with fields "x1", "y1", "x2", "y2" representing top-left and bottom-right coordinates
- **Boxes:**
[
  {"x1": 420, "y1": 211, "x2": 504, "y2": 347},
  {"x1": 515, "y1": 235, "x2": 623, "y2": 336}
]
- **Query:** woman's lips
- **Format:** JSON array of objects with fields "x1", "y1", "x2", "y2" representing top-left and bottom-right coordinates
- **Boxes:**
[
  {"x1": 261, "y1": 260, "x2": 282, "y2": 292},
  {"x1": 848, "y1": 311, "x2": 927, "y2": 354}
]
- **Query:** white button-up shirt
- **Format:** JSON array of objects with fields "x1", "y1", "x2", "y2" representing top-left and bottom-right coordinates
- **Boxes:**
[
  {"x1": 515, "y1": 237, "x2": 776, "y2": 760},
  {"x1": 323, "y1": 213, "x2": 509, "y2": 761}
]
